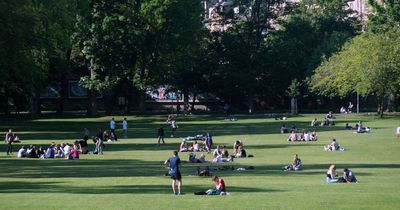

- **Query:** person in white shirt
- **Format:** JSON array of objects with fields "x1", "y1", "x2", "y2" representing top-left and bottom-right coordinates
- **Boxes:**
[
  {"x1": 17, "y1": 146, "x2": 26, "y2": 158},
  {"x1": 396, "y1": 126, "x2": 400, "y2": 137},
  {"x1": 63, "y1": 143, "x2": 71, "y2": 157},
  {"x1": 122, "y1": 117, "x2": 128, "y2": 138}
]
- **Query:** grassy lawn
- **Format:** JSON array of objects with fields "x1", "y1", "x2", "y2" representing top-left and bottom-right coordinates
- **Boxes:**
[{"x1": 0, "y1": 114, "x2": 399, "y2": 209}]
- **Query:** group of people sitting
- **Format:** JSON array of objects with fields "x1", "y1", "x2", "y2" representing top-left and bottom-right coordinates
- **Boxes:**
[
  {"x1": 186, "y1": 140, "x2": 248, "y2": 163},
  {"x1": 326, "y1": 164, "x2": 357, "y2": 183},
  {"x1": 282, "y1": 154, "x2": 302, "y2": 171},
  {"x1": 17, "y1": 141, "x2": 81, "y2": 160},
  {"x1": 287, "y1": 130, "x2": 318, "y2": 142},
  {"x1": 310, "y1": 112, "x2": 335, "y2": 127}
]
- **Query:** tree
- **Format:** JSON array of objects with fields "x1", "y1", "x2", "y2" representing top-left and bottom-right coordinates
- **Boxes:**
[
  {"x1": 74, "y1": 0, "x2": 138, "y2": 116},
  {"x1": 286, "y1": 79, "x2": 301, "y2": 114},
  {"x1": 309, "y1": 29, "x2": 400, "y2": 117}
]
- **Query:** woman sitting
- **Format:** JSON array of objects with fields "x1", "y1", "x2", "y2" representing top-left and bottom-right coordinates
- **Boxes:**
[
  {"x1": 235, "y1": 146, "x2": 247, "y2": 158},
  {"x1": 193, "y1": 141, "x2": 200, "y2": 152},
  {"x1": 310, "y1": 131, "x2": 318, "y2": 141},
  {"x1": 324, "y1": 139, "x2": 340, "y2": 151},
  {"x1": 287, "y1": 131, "x2": 298, "y2": 141},
  {"x1": 233, "y1": 140, "x2": 243, "y2": 155},
  {"x1": 280, "y1": 124, "x2": 288, "y2": 134},
  {"x1": 282, "y1": 154, "x2": 302, "y2": 171},
  {"x1": 179, "y1": 141, "x2": 188, "y2": 152},
  {"x1": 326, "y1": 164, "x2": 339, "y2": 183},
  {"x1": 311, "y1": 118, "x2": 318, "y2": 127}
]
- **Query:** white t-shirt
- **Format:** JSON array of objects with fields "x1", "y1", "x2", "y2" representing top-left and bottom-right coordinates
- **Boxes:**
[
  {"x1": 396, "y1": 127, "x2": 400, "y2": 134},
  {"x1": 110, "y1": 120, "x2": 116, "y2": 129},
  {"x1": 171, "y1": 120, "x2": 177, "y2": 129},
  {"x1": 304, "y1": 133, "x2": 310, "y2": 141},
  {"x1": 64, "y1": 145, "x2": 71, "y2": 155},
  {"x1": 123, "y1": 120, "x2": 128, "y2": 130},
  {"x1": 17, "y1": 148, "x2": 26, "y2": 158}
]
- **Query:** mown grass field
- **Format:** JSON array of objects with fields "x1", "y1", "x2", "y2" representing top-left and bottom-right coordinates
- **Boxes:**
[{"x1": 0, "y1": 114, "x2": 399, "y2": 210}]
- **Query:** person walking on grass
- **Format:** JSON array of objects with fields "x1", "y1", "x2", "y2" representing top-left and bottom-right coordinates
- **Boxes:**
[
  {"x1": 157, "y1": 125, "x2": 165, "y2": 146},
  {"x1": 122, "y1": 117, "x2": 128, "y2": 138},
  {"x1": 5, "y1": 129, "x2": 15, "y2": 155},
  {"x1": 164, "y1": 151, "x2": 182, "y2": 195}
]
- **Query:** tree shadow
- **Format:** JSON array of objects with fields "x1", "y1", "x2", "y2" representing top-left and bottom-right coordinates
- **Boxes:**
[{"x1": 0, "y1": 181, "x2": 279, "y2": 194}]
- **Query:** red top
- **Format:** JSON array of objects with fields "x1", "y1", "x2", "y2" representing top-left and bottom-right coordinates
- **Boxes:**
[{"x1": 216, "y1": 178, "x2": 226, "y2": 192}]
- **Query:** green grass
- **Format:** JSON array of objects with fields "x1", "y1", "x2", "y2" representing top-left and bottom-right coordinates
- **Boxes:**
[{"x1": 0, "y1": 114, "x2": 399, "y2": 209}]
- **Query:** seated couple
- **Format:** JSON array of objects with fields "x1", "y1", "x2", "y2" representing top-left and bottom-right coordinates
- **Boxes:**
[
  {"x1": 326, "y1": 165, "x2": 357, "y2": 183},
  {"x1": 287, "y1": 131, "x2": 318, "y2": 141},
  {"x1": 324, "y1": 139, "x2": 342, "y2": 151},
  {"x1": 212, "y1": 145, "x2": 233, "y2": 162},
  {"x1": 194, "y1": 175, "x2": 227, "y2": 195},
  {"x1": 282, "y1": 154, "x2": 302, "y2": 171},
  {"x1": 188, "y1": 153, "x2": 207, "y2": 163}
]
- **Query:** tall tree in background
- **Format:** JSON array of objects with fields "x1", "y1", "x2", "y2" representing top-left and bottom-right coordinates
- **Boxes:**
[
  {"x1": 309, "y1": 29, "x2": 400, "y2": 117},
  {"x1": 74, "y1": 0, "x2": 139, "y2": 116}
]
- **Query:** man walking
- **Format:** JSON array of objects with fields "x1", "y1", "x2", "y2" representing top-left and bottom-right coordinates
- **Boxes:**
[
  {"x1": 122, "y1": 117, "x2": 128, "y2": 138},
  {"x1": 157, "y1": 125, "x2": 165, "y2": 146},
  {"x1": 164, "y1": 151, "x2": 182, "y2": 195},
  {"x1": 5, "y1": 129, "x2": 15, "y2": 155}
]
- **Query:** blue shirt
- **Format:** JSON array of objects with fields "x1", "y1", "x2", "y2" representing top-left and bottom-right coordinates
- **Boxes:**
[{"x1": 167, "y1": 156, "x2": 181, "y2": 172}]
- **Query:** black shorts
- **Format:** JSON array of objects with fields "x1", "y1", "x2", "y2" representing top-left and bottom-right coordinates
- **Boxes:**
[{"x1": 171, "y1": 171, "x2": 182, "y2": 180}]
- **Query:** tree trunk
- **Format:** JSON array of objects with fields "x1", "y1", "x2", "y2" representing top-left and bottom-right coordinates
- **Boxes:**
[
  {"x1": 387, "y1": 93, "x2": 396, "y2": 112},
  {"x1": 183, "y1": 89, "x2": 189, "y2": 115},
  {"x1": 377, "y1": 95, "x2": 384, "y2": 118},
  {"x1": 30, "y1": 88, "x2": 41, "y2": 118},
  {"x1": 87, "y1": 89, "x2": 98, "y2": 117},
  {"x1": 291, "y1": 98, "x2": 298, "y2": 115},
  {"x1": 56, "y1": 74, "x2": 67, "y2": 115},
  {"x1": 138, "y1": 90, "x2": 146, "y2": 113},
  {"x1": 191, "y1": 92, "x2": 197, "y2": 112},
  {"x1": 248, "y1": 92, "x2": 254, "y2": 114}
]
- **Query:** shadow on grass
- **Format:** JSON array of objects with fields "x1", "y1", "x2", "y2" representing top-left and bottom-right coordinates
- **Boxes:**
[
  {"x1": 0, "y1": 115, "x2": 372, "y2": 141},
  {"x1": 0, "y1": 181, "x2": 278, "y2": 194}
]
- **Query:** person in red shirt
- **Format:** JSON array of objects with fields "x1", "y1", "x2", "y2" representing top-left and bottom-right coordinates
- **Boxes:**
[{"x1": 193, "y1": 175, "x2": 227, "y2": 195}]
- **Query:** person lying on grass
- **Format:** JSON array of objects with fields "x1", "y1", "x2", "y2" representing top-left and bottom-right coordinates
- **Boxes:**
[
  {"x1": 194, "y1": 175, "x2": 227, "y2": 195},
  {"x1": 282, "y1": 154, "x2": 302, "y2": 171}
]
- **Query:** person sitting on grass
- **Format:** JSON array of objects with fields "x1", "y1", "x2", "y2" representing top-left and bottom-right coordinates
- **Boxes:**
[
  {"x1": 280, "y1": 124, "x2": 288, "y2": 134},
  {"x1": 17, "y1": 146, "x2": 26, "y2": 158},
  {"x1": 290, "y1": 124, "x2": 297, "y2": 132},
  {"x1": 189, "y1": 153, "x2": 207, "y2": 163},
  {"x1": 326, "y1": 164, "x2": 339, "y2": 183},
  {"x1": 235, "y1": 146, "x2": 247, "y2": 158},
  {"x1": 221, "y1": 145, "x2": 230, "y2": 158},
  {"x1": 396, "y1": 126, "x2": 400, "y2": 137},
  {"x1": 45, "y1": 144, "x2": 55, "y2": 159},
  {"x1": 287, "y1": 131, "x2": 298, "y2": 142},
  {"x1": 233, "y1": 140, "x2": 243, "y2": 155},
  {"x1": 324, "y1": 139, "x2": 340, "y2": 151},
  {"x1": 343, "y1": 168, "x2": 357, "y2": 183},
  {"x1": 345, "y1": 123, "x2": 353, "y2": 130},
  {"x1": 193, "y1": 141, "x2": 200, "y2": 152},
  {"x1": 282, "y1": 154, "x2": 302, "y2": 171},
  {"x1": 179, "y1": 141, "x2": 188, "y2": 152},
  {"x1": 194, "y1": 175, "x2": 227, "y2": 195},
  {"x1": 310, "y1": 131, "x2": 318, "y2": 141},
  {"x1": 303, "y1": 131, "x2": 310, "y2": 141},
  {"x1": 311, "y1": 118, "x2": 318, "y2": 127}
]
